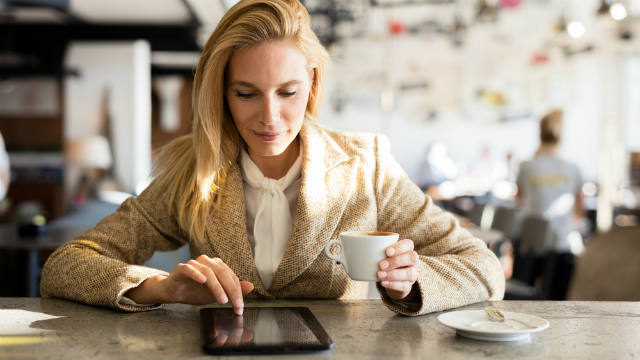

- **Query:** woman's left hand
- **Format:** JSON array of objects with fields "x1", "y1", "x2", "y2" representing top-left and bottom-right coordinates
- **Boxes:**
[{"x1": 378, "y1": 239, "x2": 419, "y2": 300}]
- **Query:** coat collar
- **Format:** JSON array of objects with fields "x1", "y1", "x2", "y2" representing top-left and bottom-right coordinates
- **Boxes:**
[
  {"x1": 270, "y1": 121, "x2": 357, "y2": 291},
  {"x1": 206, "y1": 121, "x2": 357, "y2": 296}
]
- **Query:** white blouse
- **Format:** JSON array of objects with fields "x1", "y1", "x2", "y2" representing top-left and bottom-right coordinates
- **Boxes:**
[{"x1": 240, "y1": 149, "x2": 302, "y2": 289}]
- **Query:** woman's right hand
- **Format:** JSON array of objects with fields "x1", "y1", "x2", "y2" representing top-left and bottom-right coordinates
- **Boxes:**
[
  {"x1": 164, "y1": 255, "x2": 254, "y2": 314},
  {"x1": 127, "y1": 255, "x2": 254, "y2": 315}
]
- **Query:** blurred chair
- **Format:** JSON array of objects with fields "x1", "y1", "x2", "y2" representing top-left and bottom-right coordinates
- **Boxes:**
[
  {"x1": 507, "y1": 216, "x2": 552, "y2": 300},
  {"x1": 490, "y1": 206, "x2": 522, "y2": 240},
  {"x1": 488, "y1": 206, "x2": 521, "y2": 281},
  {"x1": 568, "y1": 226, "x2": 640, "y2": 301},
  {"x1": 504, "y1": 278, "x2": 537, "y2": 300},
  {"x1": 518, "y1": 215, "x2": 552, "y2": 256},
  {"x1": 467, "y1": 202, "x2": 490, "y2": 229}
]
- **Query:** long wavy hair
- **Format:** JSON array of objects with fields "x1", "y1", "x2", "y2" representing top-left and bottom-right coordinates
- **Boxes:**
[{"x1": 152, "y1": 0, "x2": 329, "y2": 246}]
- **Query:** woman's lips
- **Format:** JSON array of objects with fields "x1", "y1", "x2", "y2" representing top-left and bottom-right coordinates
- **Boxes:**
[{"x1": 253, "y1": 131, "x2": 281, "y2": 141}]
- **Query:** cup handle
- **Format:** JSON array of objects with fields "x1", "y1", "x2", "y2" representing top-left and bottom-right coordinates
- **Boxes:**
[{"x1": 325, "y1": 239, "x2": 347, "y2": 271}]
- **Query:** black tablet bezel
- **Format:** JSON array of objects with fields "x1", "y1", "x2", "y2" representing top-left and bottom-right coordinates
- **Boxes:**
[{"x1": 200, "y1": 306, "x2": 334, "y2": 355}]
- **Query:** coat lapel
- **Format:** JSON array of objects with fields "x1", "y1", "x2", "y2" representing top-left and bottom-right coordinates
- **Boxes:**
[
  {"x1": 270, "y1": 122, "x2": 359, "y2": 291},
  {"x1": 205, "y1": 163, "x2": 272, "y2": 298}
]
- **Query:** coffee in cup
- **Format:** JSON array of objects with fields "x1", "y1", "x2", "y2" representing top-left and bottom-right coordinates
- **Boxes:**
[{"x1": 324, "y1": 231, "x2": 399, "y2": 281}]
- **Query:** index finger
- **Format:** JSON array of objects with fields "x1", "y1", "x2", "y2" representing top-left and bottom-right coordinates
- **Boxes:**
[
  {"x1": 218, "y1": 270, "x2": 244, "y2": 316},
  {"x1": 386, "y1": 239, "x2": 414, "y2": 257},
  {"x1": 200, "y1": 256, "x2": 245, "y2": 315}
]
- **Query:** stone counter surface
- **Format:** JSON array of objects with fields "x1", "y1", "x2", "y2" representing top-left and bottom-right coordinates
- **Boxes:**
[{"x1": 1, "y1": 298, "x2": 639, "y2": 359}]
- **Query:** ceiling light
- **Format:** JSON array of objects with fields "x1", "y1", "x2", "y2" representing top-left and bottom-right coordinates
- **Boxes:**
[
  {"x1": 567, "y1": 21, "x2": 585, "y2": 39},
  {"x1": 609, "y1": 3, "x2": 628, "y2": 20}
]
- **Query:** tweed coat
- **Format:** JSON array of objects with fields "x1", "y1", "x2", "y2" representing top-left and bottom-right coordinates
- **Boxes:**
[{"x1": 41, "y1": 121, "x2": 505, "y2": 316}]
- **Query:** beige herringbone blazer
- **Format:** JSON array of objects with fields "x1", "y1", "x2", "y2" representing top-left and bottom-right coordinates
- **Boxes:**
[{"x1": 41, "y1": 122, "x2": 505, "y2": 315}]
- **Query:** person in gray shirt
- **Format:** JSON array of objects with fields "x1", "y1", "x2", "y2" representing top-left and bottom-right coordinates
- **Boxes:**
[
  {"x1": 517, "y1": 109, "x2": 584, "y2": 251},
  {"x1": 515, "y1": 109, "x2": 584, "y2": 299}
]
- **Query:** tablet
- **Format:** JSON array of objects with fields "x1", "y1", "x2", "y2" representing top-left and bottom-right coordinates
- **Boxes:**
[{"x1": 200, "y1": 306, "x2": 334, "y2": 355}]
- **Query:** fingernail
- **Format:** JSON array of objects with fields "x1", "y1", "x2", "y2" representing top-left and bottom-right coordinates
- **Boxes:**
[
  {"x1": 379, "y1": 271, "x2": 387, "y2": 279},
  {"x1": 235, "y1": 306, "x2": 244, "y2": 316},
  {"x1": 387, "y1": 248, "x2": 395, "y2": 256},
  {"x1": 380, "y1": 261, "x2": 388, "y2": 270},
  {"x1": 220, "y1": 295, "x2": 228, "y2": 304},
  {"x1": 381, "y1": 281, "x2": 389, "y2": 286}
]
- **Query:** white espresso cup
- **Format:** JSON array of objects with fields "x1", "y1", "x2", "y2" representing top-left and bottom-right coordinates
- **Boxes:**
[{"x1": 324, "y1": 231, "x2": 399, "y2": 281}]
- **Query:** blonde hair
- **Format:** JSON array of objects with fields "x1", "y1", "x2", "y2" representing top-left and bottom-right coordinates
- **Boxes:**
[
  {"x1": 540, "y1": 109, "x2": 563, "y2": 145},
  {"x1": 152, "y1": 0, "x2": 329, "y2": 246}
]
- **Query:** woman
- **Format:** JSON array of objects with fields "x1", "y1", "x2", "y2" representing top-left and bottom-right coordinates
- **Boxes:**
[{"x1": 41, "y1": 0, "x2": 504, "y2": 316}]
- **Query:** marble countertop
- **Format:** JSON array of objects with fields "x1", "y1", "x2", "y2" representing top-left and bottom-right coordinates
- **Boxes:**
[{"x1": 1, "y1": 298, "x2": 639, "y2": 359}]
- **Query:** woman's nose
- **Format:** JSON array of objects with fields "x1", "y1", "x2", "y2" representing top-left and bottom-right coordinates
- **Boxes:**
[{"x1": 260, "y1": 95, "x2": 280, "y2": 125}]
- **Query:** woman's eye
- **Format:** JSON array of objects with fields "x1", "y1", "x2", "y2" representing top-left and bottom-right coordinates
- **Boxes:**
[
  {"x1": 280, "y1": 90, "x2": 297, "y2": 97},
  {"x1": 235, "y1": 92, "x2": 255, "y2": 99}
]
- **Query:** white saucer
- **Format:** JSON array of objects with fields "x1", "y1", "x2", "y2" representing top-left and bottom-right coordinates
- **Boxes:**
[{"x1": 437, "y1": 310, "x2": 549, "y2": 342}]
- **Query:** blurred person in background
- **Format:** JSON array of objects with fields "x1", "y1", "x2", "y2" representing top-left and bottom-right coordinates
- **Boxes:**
[
  {"x1": 505, "y1": 150, "x2": 519, "y2": 184},
  {"x1": 417, "y1": 141, "x2": 459, "y2": 201},
  {"x1": 468, "y1": 145, "x2": 508, "y2": 198},
  {"x1": 515, "y1": 109, "x2": 584, "y2": 299}
]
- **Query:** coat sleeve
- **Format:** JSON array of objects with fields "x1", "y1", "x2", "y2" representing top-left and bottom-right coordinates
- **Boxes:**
[
  {"x1": 40, "y1": 181, "x2": 187, "y2": 312},
  {"x1": 372, "y1": 135, "x2": 505, "y2": 316}
]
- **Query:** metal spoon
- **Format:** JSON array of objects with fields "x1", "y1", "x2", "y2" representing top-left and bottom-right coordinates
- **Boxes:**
[
  {"x1": 484, "y1": 306, "x2": 538, "y2": 329},
  {"x1": 484, "y1": 306, "x2": 505, "y2": 322}
]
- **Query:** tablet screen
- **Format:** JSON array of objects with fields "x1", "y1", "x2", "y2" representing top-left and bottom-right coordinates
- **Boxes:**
[{"x1": 200, "y1": 307, "x2": 334, "y2": 354}]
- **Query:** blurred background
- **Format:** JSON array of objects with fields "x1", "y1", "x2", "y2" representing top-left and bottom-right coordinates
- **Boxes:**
[{"x1": 0, "y1": 0, "x2": 639, "y2": 300}]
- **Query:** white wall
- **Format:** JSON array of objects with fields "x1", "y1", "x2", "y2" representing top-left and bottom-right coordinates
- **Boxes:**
[{"x1": 64, "y1": 41, "x2": 152, "y2": 194}]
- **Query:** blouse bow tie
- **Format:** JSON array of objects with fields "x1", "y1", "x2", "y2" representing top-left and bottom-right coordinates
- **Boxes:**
[{"x1": 240, "y1": 149, "x2": 302, "y2": 288}]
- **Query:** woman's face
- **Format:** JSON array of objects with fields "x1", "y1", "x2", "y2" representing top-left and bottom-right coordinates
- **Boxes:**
[{"x1": 226, "y1": 40, "x2": 313, "y2": 161}]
